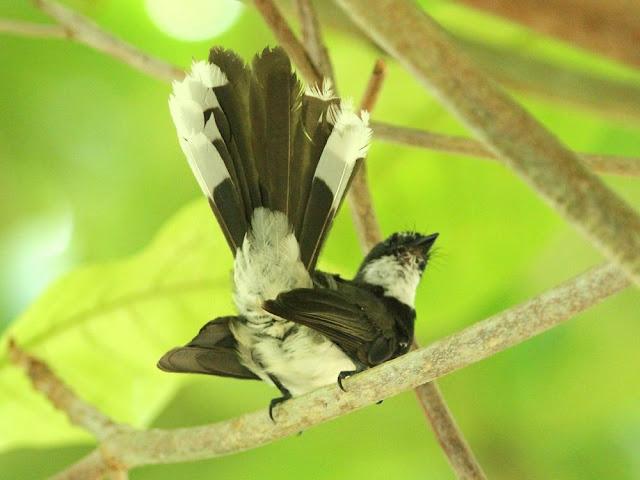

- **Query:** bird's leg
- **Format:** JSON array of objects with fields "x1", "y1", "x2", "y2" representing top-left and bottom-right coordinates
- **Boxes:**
[
  {"x1": 268, "y1": 374, "x2": 292, "y2": 422},
  {"x1": 337, "y1": 367, "x2": 366, "y2": 392}
]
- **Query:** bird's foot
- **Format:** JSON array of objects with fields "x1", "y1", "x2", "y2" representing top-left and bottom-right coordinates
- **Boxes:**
[
  {"x1": 337, "y1": 369, "x2": 363, "y2": 392},
  {"x1": 267, "y1": 373, "x2": 292, "y2": 422},
  {"x1": 269, "y1": 393, "x2": 292, "y2": 422}
]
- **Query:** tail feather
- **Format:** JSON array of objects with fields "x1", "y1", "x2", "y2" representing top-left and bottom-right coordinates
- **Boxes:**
[
  {"x1": 169, "y1": 47, "x2": 371, "y2": 268},
  {"x1": 250, "y1": 48, "x2": 304, "y2": 215},
  {"x1": 299, "y1": 102, "x2": 371, "y2": 268},
  {"x1": 209, "y1": 48, "x2": 263, "y2": 215},
  {"x1": 291, "y1": 80, "x2": 340, "y2": 243},
  {"x1": 169, "y1": 61, "x2": 248, "y2": 250}
]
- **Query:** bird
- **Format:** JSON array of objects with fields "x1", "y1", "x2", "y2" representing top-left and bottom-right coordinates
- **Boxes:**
[{"x1": 158, "y1": 46, "x2": 438, "y2": 420}]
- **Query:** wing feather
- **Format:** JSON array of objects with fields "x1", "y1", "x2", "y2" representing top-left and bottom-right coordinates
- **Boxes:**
[{"x1": 157, "y1": 317, "x2": 259, "y2": 380}]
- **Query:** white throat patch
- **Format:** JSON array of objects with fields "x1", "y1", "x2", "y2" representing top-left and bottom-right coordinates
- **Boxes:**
[{"x1": 360, "y1": 255, "x2": 421, "y2": 307}]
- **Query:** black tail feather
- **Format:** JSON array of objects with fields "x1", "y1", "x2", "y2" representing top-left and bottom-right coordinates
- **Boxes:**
[
  {"x1": 250, "y1": 48, "x2": 304, "y2": 216},
  {"x1": 210, "y1": 48, "x2": 263, "y2": 216}
]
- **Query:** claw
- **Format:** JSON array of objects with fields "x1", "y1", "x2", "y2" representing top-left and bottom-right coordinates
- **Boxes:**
[
  {"x1": 337, "y1": 369, "x2": 359, "y2": 392},
  {"x1": 337, "y1": 376, "x2": 347, "y2": 392},
  {"x1": 268, "y1": 394, "x2": 292, "y2": 422},
  {"x1": 268, "y1": 400, "x2": 277, "y2": 422}
]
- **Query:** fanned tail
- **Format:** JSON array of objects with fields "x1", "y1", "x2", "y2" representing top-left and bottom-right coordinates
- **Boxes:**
[{"x1": 169, "y1": 47, "x2": 371, "y2": 269}]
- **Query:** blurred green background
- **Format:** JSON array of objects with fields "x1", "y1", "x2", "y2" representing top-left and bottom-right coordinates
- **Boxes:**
[{"x1": 1, "y1": 0, "x2": 639, "y2": 479}]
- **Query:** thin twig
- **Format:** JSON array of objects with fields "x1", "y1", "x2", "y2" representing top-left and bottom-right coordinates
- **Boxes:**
[
  {"x1": 2, "y1": 10, "x2": 637, "y2": 167},
  {"x1": 49, "y1": 450, "x2": 112, "y2": 480},
  {"x1": 457, "y1": 0, "x2": 640, "y2": 69},
  {"x1": 254, "y1": 0, "x2": 321, "y2": 85},
  {"x1": 337, "y1": 0, "x2": 640, "y2": 288},
  {"x1": 415, "y1": 382, "x2": 486, "y2": 479},
  {"x1": 295, "y1": 0, "x2": 335, "y2": 86},
  {"x1": 372, "y1": 122, "x2": 640, "y2": 177},
  {"x1": 0, "y1": 19, "x2": 67, "y2": 38},
  {"x1": 7, "y1": 339, "x2": 125, "y2": 441},
  {"x1": 47, "y1": 262, "x2": 627, "y2": 476},
  {"x1": 29, "y1": 0, "x2": 183, "y2": 81},
  {"x1": 347, "y1": 60, "x2": 386, "y2": 251},
  {"x1": 5, "y1": 6, "x2": 640, "y2": 125}
]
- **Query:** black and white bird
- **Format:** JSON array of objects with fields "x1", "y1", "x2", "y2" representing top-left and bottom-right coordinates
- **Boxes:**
[{"x1": 158, "y1": 47, "x2": 438, "y2": 419}]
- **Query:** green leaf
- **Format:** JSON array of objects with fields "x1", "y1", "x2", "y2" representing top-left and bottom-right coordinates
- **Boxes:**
[{"x1": 0, "y1": 201, "x2": 233, "y2": 450}]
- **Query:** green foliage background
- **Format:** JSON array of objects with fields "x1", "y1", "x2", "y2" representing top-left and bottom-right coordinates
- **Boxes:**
[{"x1": 1, "y1": 1, "x2": 639, "y2": 478}]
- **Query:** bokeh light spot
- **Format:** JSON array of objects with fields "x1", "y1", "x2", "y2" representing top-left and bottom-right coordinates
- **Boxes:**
[{"x1": 145, "y1": 0, "x2": 244, "y2": 41}]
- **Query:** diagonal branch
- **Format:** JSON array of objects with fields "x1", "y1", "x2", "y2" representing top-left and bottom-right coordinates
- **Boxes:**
[
  {"x1": 0, "y1": 18, "x2": 67, "y2": 38},
  {"x1": 457, "y1": 0, "x2": 640, "y2": 69},
  {"x1": 414, "y1": 381, "x2": 485, "y2": 479},
  {"x1": 347, "y1": 59, "x2": 385, "y2": 250},
  {"x1": 336, "y1": 0, "x2": 640, "y2": 288},
  {"x1": 7, "y1": 339, "x2": 127, "y2": 441},
  {"x1": 46, "y1": 262, "x2": 628, "y2": 476},
  {"x1": 458, "y1": 38, "x2": 640, "y2": 125},
  {"x1": 295, "y1": 0, "x2": 336, "y2": 87},
  {"x1": 28, "y1": 0, "x2": 183, "y2": 81},
  {"x1": 372, "y1": 122, "x2": 640, "y2": 177},
  {"x1": 254, "y1": 0, "x2": 321, "y2": 85},
  {"x1": 50, "y1": 450, "x2": 113, "y2": 480}
]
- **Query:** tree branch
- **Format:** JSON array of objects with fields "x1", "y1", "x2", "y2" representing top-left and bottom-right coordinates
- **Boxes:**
[
  {"x1": 254, "y1": 0, "x2": 321, "y2": 85},
  {"x1": 50, "y1": 451, "x2": 113, "y2": 480},
  {"x1": 337, "y1": 0, "x2": 640, "y2": 288},
  {"x1": 415, "y1": 382, "x2": 486, "y2": 479},
  {"x1": 0, "y1": 18, "x2": 66, "y2": 38},
  {"x1": 7, "y1": 339, "x2": 126, "y2": 441},
  {"x1": 26, "y1": 0, "x2": 184, "y2": 81},
  {"x1": 347, "y1": 59, "x2": 385, "y2": 251},
  {"x1": 45, "y1": 262, "x2": 627, "y2": 477},
  {"x1": 458, "y1": 38, "x2": 640, "y2": 125},
  {"x1": 295, "y1": 0, "x2": 335, "y2": 87},
  {"x1": 457, "y1": 0, "x2": 640, "y2": 69},
  {"x1": 372, "y1": 122, "x2": 640, "y2": 177}
]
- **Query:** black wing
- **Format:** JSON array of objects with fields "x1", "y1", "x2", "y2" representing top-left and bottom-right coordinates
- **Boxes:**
[
  {"x1": 263, "y1": 287, "x2": 398, "y2": 366},
  {"x1": 157, "y1": 316, "x2": 259, "y2": 380}
]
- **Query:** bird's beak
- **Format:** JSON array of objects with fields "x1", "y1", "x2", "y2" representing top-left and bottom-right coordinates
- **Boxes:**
[{"x1": 411, "y1": 233, "x2": 438, "y2": 256}]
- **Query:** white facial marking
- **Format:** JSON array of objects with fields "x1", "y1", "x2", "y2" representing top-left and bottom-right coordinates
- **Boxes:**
[{"x1": 360, "y1": 254, "x2": 421, "y2": 307}]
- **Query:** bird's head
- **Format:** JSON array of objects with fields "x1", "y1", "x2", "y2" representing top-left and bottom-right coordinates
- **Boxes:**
[{"x1": 355, "y1": 232, "x2": 438, "y2": 307}]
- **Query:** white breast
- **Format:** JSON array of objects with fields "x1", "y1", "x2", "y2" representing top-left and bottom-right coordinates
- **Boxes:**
[{"x1": 252, "y1": 327, "x2": 356, "y2": 396}]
